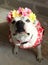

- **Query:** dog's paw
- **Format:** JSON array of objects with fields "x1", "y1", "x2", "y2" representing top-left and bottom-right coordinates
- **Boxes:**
[
  {"x1": 14, "y1": 49, "x2": 18, "y2": 55},
  {"x1": 37, "y1": 56, "x2": 43, "y2": 62}
]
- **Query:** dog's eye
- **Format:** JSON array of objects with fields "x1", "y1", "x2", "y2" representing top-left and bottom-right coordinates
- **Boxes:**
[
  {"x1": 26, "y1": 19, "x2": 30, "y2": 22},
  {"x1": 12, "y1": 20, "x2": 15, "y2": 24}
]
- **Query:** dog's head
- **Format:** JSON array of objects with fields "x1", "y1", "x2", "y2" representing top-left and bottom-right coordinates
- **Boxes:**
[
  {"x1": 7, "y1": 7, "x2": 36, "y2": 35},
  {"x1": 11, "y1": 16, "x2": 33, "y2": 35}
]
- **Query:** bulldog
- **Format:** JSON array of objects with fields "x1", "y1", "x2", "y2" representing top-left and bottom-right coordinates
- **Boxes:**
[{"x1": 7, "y1": 7, "x2": 44, "y2": 62}]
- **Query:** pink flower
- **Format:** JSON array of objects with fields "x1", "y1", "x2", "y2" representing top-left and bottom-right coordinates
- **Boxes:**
[
  {"x1": 17, "y1": 7, "x2": 23, "y2": 14},
  {"x1": 22, "y1": 11, "x2": 27, "y2": 16},
  {"x1": 17, "y1": 7, "x2": 32, "y2": 16},
  {"x1": 7, "y1": 11, "x2": 12, "y2": 23},
  {"x1": 25, "y1": 7, "x2": 32, "y2": 14},
  {"x1": 22, "y1": 7, "x2": 32, "y2": 16}
]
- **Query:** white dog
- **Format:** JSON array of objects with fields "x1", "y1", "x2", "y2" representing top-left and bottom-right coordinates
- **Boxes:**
[{"x1": 7, "y1": 7, "x2": 44, "y2": 62}]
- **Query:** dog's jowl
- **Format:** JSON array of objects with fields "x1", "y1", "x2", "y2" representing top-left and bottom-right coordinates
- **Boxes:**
[{"x1": 7, "y1": 7, "x2": 44, "y2": 62}]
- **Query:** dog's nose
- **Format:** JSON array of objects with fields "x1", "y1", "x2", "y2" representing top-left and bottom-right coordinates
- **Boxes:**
[{"x1": 16, "y1": 20, "x2": 25, "y2": 33}]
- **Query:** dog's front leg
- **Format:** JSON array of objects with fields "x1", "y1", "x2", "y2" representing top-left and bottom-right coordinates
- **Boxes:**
[
  {"x1": 14, "y1": 45, "x2": 19, "y2": 54},
  {"x1": 12, "y1": 45, "x2": 19, "y2": 54},
  {"x1": 37, "y1": 44, "x2": 43, "y2": 62}
]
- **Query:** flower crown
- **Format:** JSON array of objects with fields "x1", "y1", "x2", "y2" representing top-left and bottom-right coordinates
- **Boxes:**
[{"x1": 7, "y1": 7, "x2": 36, "y2": 23}]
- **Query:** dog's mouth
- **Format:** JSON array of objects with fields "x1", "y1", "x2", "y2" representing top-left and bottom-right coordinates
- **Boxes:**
[{"x1": 16, "y1": 34, "x2": 33, "y2": 47}]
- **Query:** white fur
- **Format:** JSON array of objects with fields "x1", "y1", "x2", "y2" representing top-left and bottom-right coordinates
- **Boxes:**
[
  {"x1": 10, "y1": 16, "x2": 38, "y2": 48},
  {"x1": 10, "y1": 16, "x2": 43, "y2": 62}
]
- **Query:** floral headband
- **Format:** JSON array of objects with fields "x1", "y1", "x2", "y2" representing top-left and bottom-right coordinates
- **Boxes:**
[{"x1": 7, "y1": 7, "x2": 36, "y2": 23}]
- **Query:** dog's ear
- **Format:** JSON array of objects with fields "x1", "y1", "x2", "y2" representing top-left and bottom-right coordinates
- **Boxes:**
[{"x1": 12, "y1": 20, "x2": 15, "y2": 24}]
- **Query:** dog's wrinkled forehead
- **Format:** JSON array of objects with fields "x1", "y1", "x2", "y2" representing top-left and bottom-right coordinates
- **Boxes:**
[{"x1": 13, "y1": 16, "x2": 31, "y2": 23}]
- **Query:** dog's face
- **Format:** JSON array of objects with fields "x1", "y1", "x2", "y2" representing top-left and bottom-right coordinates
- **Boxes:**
[
  {"x1": 11, "y1": 16, "x2": 38, "y2": 45},
  {"x1": 11, "y1": 16, "x2": 33, "y2": 35}
]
